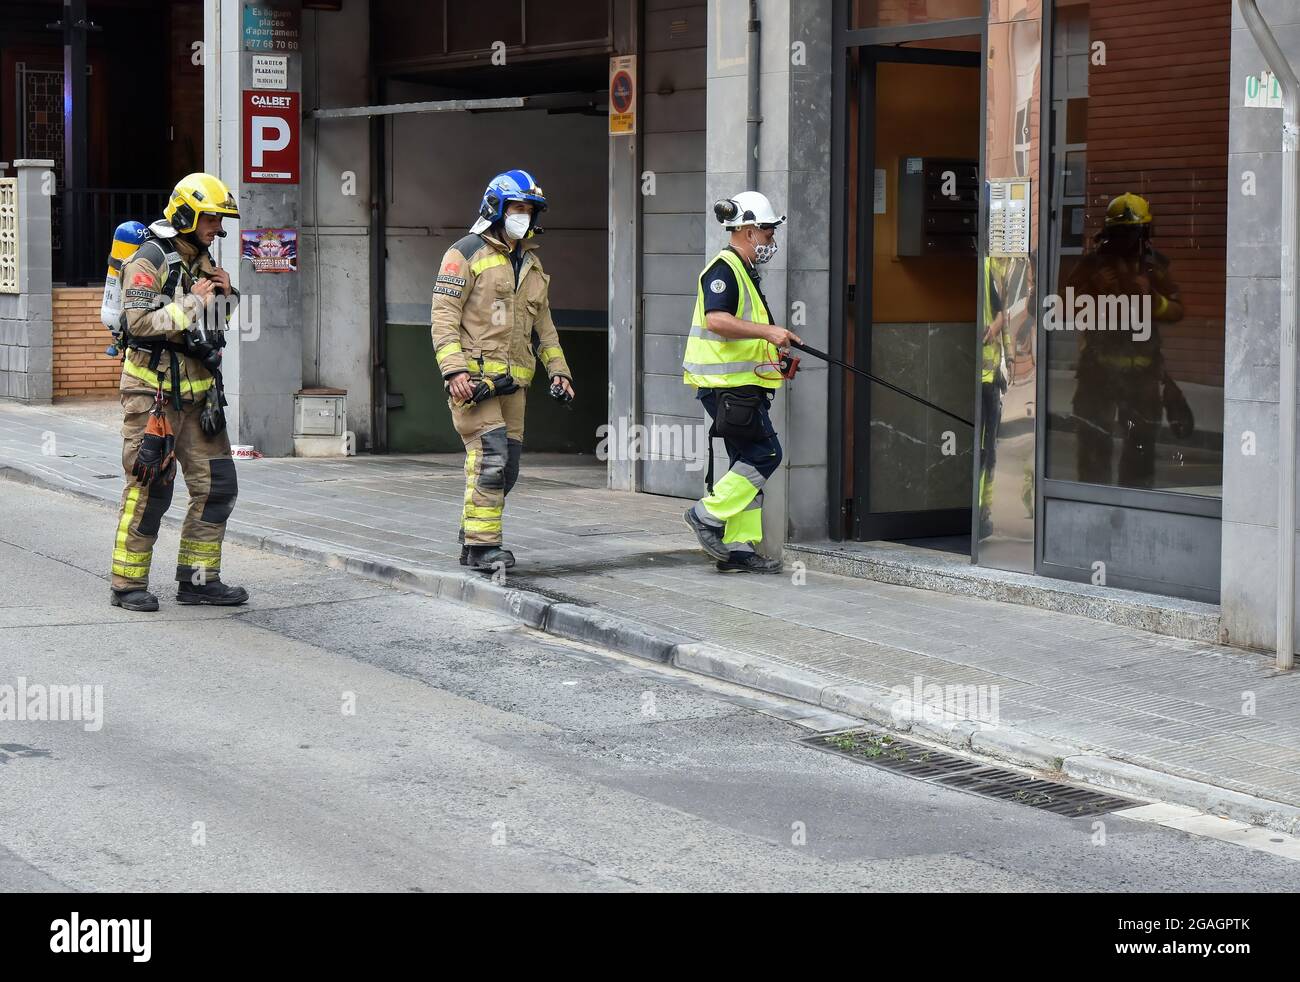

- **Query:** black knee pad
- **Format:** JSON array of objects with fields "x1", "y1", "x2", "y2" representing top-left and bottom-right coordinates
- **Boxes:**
[
  {"x1": 478, "y1": 428, "x2": 508, "y2": 491},
  {"x1": 504, "y1": 439, "x2": 523, "y2": 495},
  {"x1": 137, "y1": 480, "x2": 175, "y2": 537},
  {"x1": 200, "y1": 457, "x2": 239, "y2": 525}
]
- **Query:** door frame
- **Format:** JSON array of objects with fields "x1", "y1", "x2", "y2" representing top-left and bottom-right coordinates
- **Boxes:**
[{"x1": 828, "y1": 6, "x2": 988, "y2": 543}]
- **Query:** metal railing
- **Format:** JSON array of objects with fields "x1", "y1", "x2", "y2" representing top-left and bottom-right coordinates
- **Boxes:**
[{"x1": 58, "y1": 187, "x2": 170, "y2": 286}]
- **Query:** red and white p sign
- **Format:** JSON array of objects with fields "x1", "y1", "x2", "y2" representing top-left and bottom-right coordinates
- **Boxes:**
[{"x1": 243, "y1": 91, "x2": 299, "y2": 183}]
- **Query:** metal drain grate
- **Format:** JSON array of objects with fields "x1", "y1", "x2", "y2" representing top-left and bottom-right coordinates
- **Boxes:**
[{"x1": 804, "y1": 729, "x2": 1137, "y2": 817}]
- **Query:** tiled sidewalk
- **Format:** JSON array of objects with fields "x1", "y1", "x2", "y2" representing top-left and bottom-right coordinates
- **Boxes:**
[{"x1": 3, "y1": 400, "x2": 1299, "y2": 808}]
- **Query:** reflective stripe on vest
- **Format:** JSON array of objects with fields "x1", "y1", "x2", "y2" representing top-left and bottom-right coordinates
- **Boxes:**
[
  {"x1": 682, "y1": 250, "x2": 779, "y2": 390},
  {"x1": 123, "y1": 357, "x2": 216, "y2": 397}
]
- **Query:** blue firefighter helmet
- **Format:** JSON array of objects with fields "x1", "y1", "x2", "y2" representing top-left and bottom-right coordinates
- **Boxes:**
[{"x1": 471, "y1": 169, "x2": 547, "y2": 234}]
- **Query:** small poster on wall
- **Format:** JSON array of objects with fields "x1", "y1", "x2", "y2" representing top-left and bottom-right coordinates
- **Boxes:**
[
  {"x1": 243, "y1": 2, "x2": 301, "y2": 52},
  {"x1": 251, "y1": 55, "x2": 288, "y2": 90},
  {"x1": 241, "y1": 228, "x2": 298, "y2": 272},
  {"x1": 609, "y1": 55, "x2": 636, "y2": 136}
]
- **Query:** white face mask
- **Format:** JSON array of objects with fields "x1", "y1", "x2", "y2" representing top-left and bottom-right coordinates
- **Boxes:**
[
  {"x1": 503, "y1": 212, "x2": 532, "y2": 241},
  {"x1": 752, "y1": 236, "x2": 778, "y2": 265}
]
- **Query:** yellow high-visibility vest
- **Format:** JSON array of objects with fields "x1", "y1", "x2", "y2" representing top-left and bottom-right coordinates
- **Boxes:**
[{"x1": 682, "y1": 249, "x2": 779, "y2": 390}]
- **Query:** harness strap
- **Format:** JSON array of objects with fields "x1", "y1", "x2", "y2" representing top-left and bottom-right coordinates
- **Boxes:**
[
  {"x1": 705, "y1": 422, "x2": 717, "y2": 494},
  {"x1": 167, "y1": 349, "x2": 183, "y2": 410},
  {"x1": 123, "y1": 234, "x2": 193, "y2": 406},
  {"x1": 130, "y1": 336, "x2": 190, "y2": 357}
]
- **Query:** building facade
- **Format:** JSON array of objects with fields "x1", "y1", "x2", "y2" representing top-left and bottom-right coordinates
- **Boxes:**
[{"x1": 4, "y1": 0, "x2": 1298, "y2": 658}]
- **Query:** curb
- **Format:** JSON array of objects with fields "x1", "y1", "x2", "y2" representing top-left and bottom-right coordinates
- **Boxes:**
[
  {"x1": 4, "y1": 462, "x2": 1298, "y2": 836},
  {"x1": 1062, "y1": 755, "x2": 1300, "y2": 836},
  {"x1": 788, "y1": 543, "x2": 1221, "y2": 645}
]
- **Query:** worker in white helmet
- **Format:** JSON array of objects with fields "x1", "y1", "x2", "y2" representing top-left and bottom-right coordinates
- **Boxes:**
[{"x1": 681, "y1": 191, "x2": 799, "y2": 573}]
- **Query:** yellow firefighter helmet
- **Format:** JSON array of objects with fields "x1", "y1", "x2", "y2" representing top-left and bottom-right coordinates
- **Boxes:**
[
  {"x1": 164, "y1": 173, "x2": 240, "y2": 234},
  {"x1": 1104, "y1": 192, "x2": 1153, "y2": 227}
]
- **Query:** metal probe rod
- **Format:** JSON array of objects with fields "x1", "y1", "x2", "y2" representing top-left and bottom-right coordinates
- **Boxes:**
[{"x1": 790, "y1": 340, "x2": 975, "y2": 428}]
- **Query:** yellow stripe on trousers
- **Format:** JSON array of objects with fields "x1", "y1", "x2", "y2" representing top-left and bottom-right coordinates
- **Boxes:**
[
  {"x1": 178, "y1": 538, "x2": 222, "y2": 568},
  {"x1": 112, "y1": 487, "x2": 149, "y2": 579}
]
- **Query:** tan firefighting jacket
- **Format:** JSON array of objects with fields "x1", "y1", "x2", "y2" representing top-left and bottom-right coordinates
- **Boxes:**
[
  {"x1": 118, "y1": 232, "x2": 238, "y2": 401},
  {"x1": 430, "y1": 231, "x2": 571, "y2": 385}
]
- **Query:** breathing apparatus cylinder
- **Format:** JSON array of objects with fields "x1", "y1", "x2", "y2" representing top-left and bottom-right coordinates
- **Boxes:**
[{"x1": 101, "y1": 221, "x2": 148, "y2": 356}]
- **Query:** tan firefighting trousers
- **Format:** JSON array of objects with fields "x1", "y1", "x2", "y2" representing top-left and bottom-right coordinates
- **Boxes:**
[
  {"x1": 110, "y1": 393, "x2": 237, "y2": 590},
  {"x1": 450, "y1": 389, "x2": 526, "y2": 547}
]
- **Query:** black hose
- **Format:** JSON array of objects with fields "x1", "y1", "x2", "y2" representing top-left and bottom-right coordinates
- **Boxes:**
[{"x1": 790, "y1": 340, "x2": 974, "y2": 428}]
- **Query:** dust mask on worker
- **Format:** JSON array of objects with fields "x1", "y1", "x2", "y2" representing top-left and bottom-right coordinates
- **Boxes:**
[
  {"x1": 752, "y1": 234, "x2": 778, "y2": 265},
  {"x1": 503, "y1": 212, "x2": 532, "y2": 241}
]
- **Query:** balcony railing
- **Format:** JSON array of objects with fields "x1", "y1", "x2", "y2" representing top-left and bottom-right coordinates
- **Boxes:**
[{"x1": 58, "y1": 187, "x2": 170, "y2": 286}]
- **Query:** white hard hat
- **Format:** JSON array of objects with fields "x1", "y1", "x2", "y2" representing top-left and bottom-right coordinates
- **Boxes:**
[{"x1": 714, "y1": 191, "x2": 786, "y2": 230}]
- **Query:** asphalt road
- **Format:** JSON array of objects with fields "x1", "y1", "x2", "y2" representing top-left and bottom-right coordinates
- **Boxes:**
[{"x1": 1, "y1": 478, "x2": 1297, "y2": 892}]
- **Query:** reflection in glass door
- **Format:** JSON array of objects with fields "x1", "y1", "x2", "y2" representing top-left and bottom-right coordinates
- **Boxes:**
[
  {"x1": 846, "y1": 45, "x2": 983, "y2": 544},
  {"x1": 1042, "y1": 0, "x2": 1227, "y2": 499},
  {"x1": 976, "y1": 11, "x2": 1042, "y2": 573}
]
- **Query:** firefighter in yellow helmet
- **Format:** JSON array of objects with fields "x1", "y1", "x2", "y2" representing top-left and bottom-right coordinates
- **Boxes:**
[
  {"x1": 108, "y1": 172, "x2": 246, "y2": 612},
  {"x1": 430, "y1": 170, "x2": 575, "y2": 571},
  {"x1": 1067, "y1": 192, "x2": 1186, "y2": 489}
]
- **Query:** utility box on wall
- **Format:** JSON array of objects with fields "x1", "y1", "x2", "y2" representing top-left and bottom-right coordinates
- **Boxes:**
[
  {"x1": 293, "y1": 387, "x2": 349, "y2": 457},
  {"x1": 896, "y1": 157, "x2": 979, "y2": 257}
]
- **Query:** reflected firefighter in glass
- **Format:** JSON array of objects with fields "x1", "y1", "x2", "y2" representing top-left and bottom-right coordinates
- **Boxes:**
[
  {"x1": 1067, "y1": 193, "x2": 1188, "y2": 489},
  {"x1": 979, "y1": 255, "x2": 1013, "y2": 539}
]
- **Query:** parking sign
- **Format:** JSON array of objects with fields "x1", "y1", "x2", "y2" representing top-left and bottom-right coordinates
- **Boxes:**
[{"x1": 243, "y1": 91, "x2": 299, "y2": 183}]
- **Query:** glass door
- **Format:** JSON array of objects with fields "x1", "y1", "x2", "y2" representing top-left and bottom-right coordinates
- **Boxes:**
[{"x1": 846, "y1": 42, "x2": 983, "y2": 544}]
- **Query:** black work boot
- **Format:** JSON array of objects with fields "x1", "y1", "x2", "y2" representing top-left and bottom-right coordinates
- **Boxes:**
[
  {"x1": 176, "y1": 579, "x2": 249, "y2": 606},
  {"x1": 715, "y1": 551, "x2": 783, "y2": 574},
  {"x1": 684, "y1": 507, "x2": 729, "y2": 561},
  {"x1": 465, "y1": 545, "x2": 516, "y2": 571},
  {"x1": 110, "y1": 588, "x2": 159, "y2": 612}
]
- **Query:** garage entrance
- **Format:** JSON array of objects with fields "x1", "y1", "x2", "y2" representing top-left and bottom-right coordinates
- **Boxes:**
[{"x1": 365, "y1": 0, "x2": 614, "y2": 454}]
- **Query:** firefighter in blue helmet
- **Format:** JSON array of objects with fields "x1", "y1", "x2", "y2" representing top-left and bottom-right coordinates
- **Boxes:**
[{"x1": 430, "y1": 170, "x2": 575, "y2": 571}]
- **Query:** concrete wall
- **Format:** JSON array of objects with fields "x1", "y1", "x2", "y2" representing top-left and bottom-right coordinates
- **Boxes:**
[
  {"x1": 1220, "y1": 0, "x2": 1300, "y2": 651},
  {"x1": 638, "y1": 0, "x2": 708, "y2": 498},
  {"x1": 705, "y1": 0, "x2": 834, "y2": 549},
  {"x1": 607, "y1": 0, "x2": 640, "y2": 489},
  {"x1": 206, "y1": 0, "x2": 304, "y2": 458},
  {"x1": 301, "y1": 0, "x2": 373, "y2": 448},
  {"x1": 783, "y1": 0, "x2": 834, "y2": 543},
  {"x1": 0, "y1": 161, "x2": 53, "y2": 404}
]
